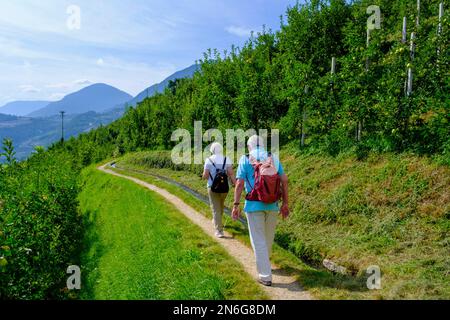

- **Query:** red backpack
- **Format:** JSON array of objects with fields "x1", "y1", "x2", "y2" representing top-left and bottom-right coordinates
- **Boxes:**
[{"x1": 245, "y1": 153, "x2": 282, "y2": 204}]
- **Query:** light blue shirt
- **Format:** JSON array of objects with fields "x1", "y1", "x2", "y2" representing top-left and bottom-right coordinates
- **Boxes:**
[{"x1": 236, "y1": 147, "x2": 284, "y2": 213}]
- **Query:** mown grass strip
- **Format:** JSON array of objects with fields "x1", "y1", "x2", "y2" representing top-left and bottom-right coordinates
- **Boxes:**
[{"x1": 77, "y1": 166, "x2": 267, "y2": 300}]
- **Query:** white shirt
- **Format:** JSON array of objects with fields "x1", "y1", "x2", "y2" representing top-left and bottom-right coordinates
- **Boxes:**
[{"x1": 204, "y1": 154, "x2": 232, "y2": 188}]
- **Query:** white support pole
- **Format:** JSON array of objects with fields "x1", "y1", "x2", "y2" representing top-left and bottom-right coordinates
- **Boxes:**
[
  {"x1": 410, "y1": 32, "x2": 416, "y2": 60},
  {"x1": 406, "y1": 32, "x2": 415, "y2": 97},
  {"x1": 301, "y1": 106, "x2": 307, "y2": 147},
  {"x1": 331, "y1": 57, "x2": 336, "y2": 75},
  {"x1": 301, "y1": 82, "x2": 309, "y2": 147},
  {"x1": 357, "y1": 121, "x2": 362, "y2": 142},
  {"x1": 404, "y1": 77, "x2": 408, "y2": 97},
  {"x1": 407, "y1": 68, "x2": 413, "y2": 97},
  {"x1": 417, "y1": 0, "x2": 420, "y2": 26},
  {"x1": 438, "y1": 2, "x2": 444, "y2": 57},
  {"x1": 360, "y1": 25, "x2": 372, "y2": 141},
  {"x1": 402, "y1": 17, "x2": 407, "y2": 43},
  {"x1": 365, "y1": 28, "x2": 370, "y2": 71}
]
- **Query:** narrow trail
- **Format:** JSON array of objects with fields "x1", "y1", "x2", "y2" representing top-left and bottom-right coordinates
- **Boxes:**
[
  {"x1": 98, "y1": 164, "x2": 312, "y2": 300},
  {"x1": 112, "y1": 164, "x2": 248, "y2": 226}
]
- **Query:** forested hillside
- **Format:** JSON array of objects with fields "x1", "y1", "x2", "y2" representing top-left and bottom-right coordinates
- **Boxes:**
[{"x1": 55, "y1": 0, "x2": 447, "y2": 165}]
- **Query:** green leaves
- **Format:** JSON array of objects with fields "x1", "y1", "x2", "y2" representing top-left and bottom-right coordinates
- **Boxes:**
[
  {"x1": 47, "y1": 0, "x2": 448, "y2": 160},
  {"x1": 0, "y1": 148, "x2": 82, "y2": 299},
  {"x1": 1, "y1": 138, "x2": 16, "y2": 166},
  {"x1": 0, "y1": 256, "x2": 7, "y2": 272}
]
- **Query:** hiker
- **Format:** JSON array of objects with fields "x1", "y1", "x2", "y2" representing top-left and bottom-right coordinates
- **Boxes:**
[
  {"x1": 232, "y1": 135, "x2": 290, "y2": 286},
  {"x1": 202, "y1": 142, "x2": 236, "y2": 238}
]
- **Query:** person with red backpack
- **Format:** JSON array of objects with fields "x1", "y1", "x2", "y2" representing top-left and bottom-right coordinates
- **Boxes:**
[
  {"x1": 232, "y1": 135, "x2": 290, "y2": 286},
  {"x1": 202, "y1": 142, "x2": 236, "y2": 238}
]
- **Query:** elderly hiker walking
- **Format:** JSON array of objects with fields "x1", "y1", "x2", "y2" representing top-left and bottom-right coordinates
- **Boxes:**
[
  {"x1": 202, "y1": 142, "x2": 236, "y2": 238},
  {"x1": 232, "y1": 135, "x2": 290, "y2": 286}
]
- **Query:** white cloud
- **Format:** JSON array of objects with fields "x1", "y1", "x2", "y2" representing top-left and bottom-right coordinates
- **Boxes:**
[
  {"x1": 49, "y1": 93, "x2": 65, "y2": 101},
  {"x1": 225, "y1": 25, "x2": 253, "y2": 37},
  {"x1": 46, "y1": 83, "x2": 71, "y2": 89},
  {"x1": 22, "y1": 60, "x2": 32, "y2": 69},
  {"x1": 19, "y1": 85, "x2": 40, "y2": 93},
  {"x1": 0, "y1": 1, "x2": 191, "y2": 52},
  {"x1": 46, "y1": 79, "x2": 92, "y2": 90},
  {"x1": 0, "y1": 1, "x2": 291, "y2": 107},
  {"x1": 74, "y1": 79, "x2": 92, "y2": 85}
]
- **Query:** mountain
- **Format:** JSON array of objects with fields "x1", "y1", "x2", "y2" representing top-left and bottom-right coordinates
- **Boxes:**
[
  {"x1": 125, "y1": 64, "x2": 200, "y2": 108},
  {"x1": 0, "y1": 113, "x2": 19, "y2": 122},
  {"x1": 0, "y1": 110, "x2": 124, "y2": 160},
  {"x1": 29, "y1": 84, "x2": 132, "y2": 118},
  {"x1": 0, "y1": 101, "x2": 50, "y2": 116},
  {"x1": 0, "y1": 64, "x2": 200, "y2": 160}
]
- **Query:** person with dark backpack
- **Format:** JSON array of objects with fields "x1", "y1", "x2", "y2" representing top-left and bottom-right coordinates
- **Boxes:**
[
  {"x1": 232, "y1": 135, "x2": 290, "y2": 286},
  {"x1": 202, "y1": 142, "x2": 236, "y2": 238}
]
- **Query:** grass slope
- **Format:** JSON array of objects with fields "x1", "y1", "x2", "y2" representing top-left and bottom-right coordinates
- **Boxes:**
[
  {"x1": 77, "y1": 167, "x2": 267, "y2": 300},
  {"x1": 115, "y1": 149, "x2": 450, "y2": 299},
  {"x1": 108, "y1": 165, "x2": 367, "y2": 300}
]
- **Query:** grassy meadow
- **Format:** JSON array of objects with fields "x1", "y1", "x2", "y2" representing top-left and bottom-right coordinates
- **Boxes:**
[
  {"x1": 77, "y1": 166, "x2": 267, "y2": 300},
  {"x1": 113, "y1": 148, "x2": 450, "y2": 299}
]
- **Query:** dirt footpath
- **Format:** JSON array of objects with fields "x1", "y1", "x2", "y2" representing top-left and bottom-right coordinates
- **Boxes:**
[{"x1": 99, "y1": 164, "x2": 312, "y2": 300}]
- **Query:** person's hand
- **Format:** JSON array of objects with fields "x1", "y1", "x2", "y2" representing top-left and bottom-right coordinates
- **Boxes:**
[
  {"x1": 280, "y1": 203, "x2": 290, "y2": 219},
  {"x1": 232, "y1": 205, "x2": 241, "y2": 221}
]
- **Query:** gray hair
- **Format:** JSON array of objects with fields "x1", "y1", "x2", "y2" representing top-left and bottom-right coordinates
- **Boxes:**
[
  {"x1": 210, "y1": 142, "x2": 223, "y2": 155},
  {"x1": 247, "y1": 135, "x2": 264, "y2": 151}
]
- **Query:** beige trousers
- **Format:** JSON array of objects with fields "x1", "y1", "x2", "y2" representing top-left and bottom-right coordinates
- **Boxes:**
[
  {"x1": 245, "y1": 211, "x2": 279, "y2": 282},
  {"x1": 207, "y1": 188, "x2": 228, "y2": 232}
]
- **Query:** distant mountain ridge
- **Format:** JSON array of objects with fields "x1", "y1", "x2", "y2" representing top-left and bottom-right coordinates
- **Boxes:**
[
  {"x1": 3, "y1": 64, "x2": 200, "y2": 118},
  {"x1": 0, "y1": 113, "x2": 19, "y2": 122},
  {"x1": 125, "y1": 64, "x2": 200, "y2": 108},
  {"x1": 0, "y1": 101, "x2": 50, "y2": 116},
  {"x1": 0, "y1": 63, "x2": 200, "y2": 160},
  {"x1": 29, "y1": 84, "x2": 132, "y2": 118}
]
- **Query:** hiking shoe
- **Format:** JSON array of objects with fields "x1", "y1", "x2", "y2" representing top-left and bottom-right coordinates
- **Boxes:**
[
  {"x1": 258, "y1": 279, "x2": 272, "y2": 287},
  {"x1": 215, "y1": 231, "x2": 225, "y2": 238}
]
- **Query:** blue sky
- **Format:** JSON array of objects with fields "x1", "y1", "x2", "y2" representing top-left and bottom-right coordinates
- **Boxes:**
[{"x1": 0, "y1": 0, "x2": 298, "y2": 106}]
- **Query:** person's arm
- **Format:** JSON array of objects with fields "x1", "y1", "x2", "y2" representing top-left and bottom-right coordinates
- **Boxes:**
[
  {"x1": 202, "y1": 168, "x2": 210, "y2": 180},
  {"x1": 227, "y1": 166, "x2": 237, "y2": 186},
  {"x1": 232, "y1": 179, "x2": 245, "y2": 220},
  {"x1": 280, "y1": 173, "x2": 290, "y2": 219}
]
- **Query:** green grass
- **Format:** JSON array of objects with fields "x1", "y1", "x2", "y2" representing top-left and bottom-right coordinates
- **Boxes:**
[
  {"x1": 114, "y1": 149, "x2": 450, "y2": 299},
  {"x1": 77, "y1": 166, "x2": 267, "y2": 300},
  {"x1": 109, "y1": 163, "x2": 368, "y2": 300}
]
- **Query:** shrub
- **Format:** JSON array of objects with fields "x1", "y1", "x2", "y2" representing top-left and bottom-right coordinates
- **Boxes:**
[{"x1": 0, "y1": 148, "x2": 82, "y2": 299}]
